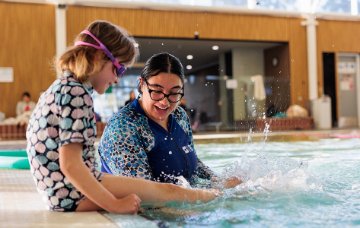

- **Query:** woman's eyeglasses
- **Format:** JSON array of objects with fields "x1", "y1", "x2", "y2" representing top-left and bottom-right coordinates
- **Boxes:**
[
  {"x1": 144, "y1": 79, "x2": 184, "y2": 103},
  {"x1": 75, "y1": 30, "x2": 126, "y2": 78}
]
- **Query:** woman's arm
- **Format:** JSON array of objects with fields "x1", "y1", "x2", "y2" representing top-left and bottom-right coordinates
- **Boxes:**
[
  {"x1": 196, "y1": 159, "x2": 216, "y2": 180},
  {"x1": 59, "y1": 143, "x2": 141, "y2": 214},
  {"x1": 98, "y1": 114, "x2": 153, "y2": 179}
]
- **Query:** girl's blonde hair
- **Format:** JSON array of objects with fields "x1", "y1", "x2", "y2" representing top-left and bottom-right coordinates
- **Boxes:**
[{"x1": 57, "y1": 20, "x2": 138, "y2": 82}]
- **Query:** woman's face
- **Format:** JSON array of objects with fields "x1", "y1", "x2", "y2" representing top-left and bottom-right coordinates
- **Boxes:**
[
  {"x1": 140, "y1": 73, "x2": 183, "y2": 125},
  {"x1": 90, "y1": 60, "x2": 119, "y2": 94}
]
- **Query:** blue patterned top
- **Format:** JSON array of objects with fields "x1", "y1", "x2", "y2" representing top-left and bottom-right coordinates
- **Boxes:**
[{"x1": 98, "y1": 99, "x2": 214, "y2": 184}]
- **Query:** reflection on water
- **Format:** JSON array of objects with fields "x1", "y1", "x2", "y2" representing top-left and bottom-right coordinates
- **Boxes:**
[{"x1": 109, "y1": 138, "x2": 360, "y2": 227}]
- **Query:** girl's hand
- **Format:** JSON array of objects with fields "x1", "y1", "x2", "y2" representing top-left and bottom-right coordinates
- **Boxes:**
[
  {"x1": 111, "y1": 193, "x2": 142, "y2": 214},
  {"x1": 197, "y1": 188, "x2": 222, "y2": 202}
]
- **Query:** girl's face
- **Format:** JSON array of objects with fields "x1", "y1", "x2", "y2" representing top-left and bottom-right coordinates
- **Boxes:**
[
  {"x1": 140, "y1": 73, "x2": 183, "y2": 125},
  {"x1": 90, "y1": 60, "x2": 119, "y2": 94}
]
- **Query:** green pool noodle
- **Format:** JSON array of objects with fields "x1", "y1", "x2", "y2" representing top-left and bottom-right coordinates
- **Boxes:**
[
  {"x1": 0, "y1": 156, "x2": 30, "y2": 169},
  {"x1": 0, "y1": 150, "x2": 27, "y2": 157}
]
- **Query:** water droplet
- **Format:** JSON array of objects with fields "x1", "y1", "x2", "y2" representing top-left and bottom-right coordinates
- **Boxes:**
[{"x1": 169, "y1": 151, "x2": 172, "y2": 155}]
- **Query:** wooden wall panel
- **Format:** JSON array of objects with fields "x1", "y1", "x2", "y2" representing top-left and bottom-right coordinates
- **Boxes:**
[
  {"x1": 288, "y1": 18, "x2": 308, "y2": 107},
  {"x1": 66, "y1": 6, "x2": 307, "y2": 107},
  {"x1": 264, "y1": 44, "x2": 291, "y2": 111},
  {"x1": 66, "y1": 6, "x2": 291, "y2": 42},
  {"x1": 317, "y1": 19, "x2": 360, "y2": 96},
  {"x1": 0, "y1": 2, "x2": 55, "y2": 118}
]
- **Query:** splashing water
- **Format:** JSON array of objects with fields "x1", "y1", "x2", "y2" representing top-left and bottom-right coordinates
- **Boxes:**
[{"x1": 108, "y1": 138, "x2": 360, "y2": 227}]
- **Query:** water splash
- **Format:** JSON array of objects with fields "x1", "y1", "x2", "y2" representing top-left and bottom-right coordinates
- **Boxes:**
[
  {"x1": 263, "y1": 122, "x2": 270, "y2": 142},
  {"x1": 217, "y1": 150, "x2": 321, "y2": 196}
]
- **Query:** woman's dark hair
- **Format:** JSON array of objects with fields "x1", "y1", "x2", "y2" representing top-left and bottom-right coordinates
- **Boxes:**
[{"x1": 138, "y1": 52, "x2": 184, "y2": 94}]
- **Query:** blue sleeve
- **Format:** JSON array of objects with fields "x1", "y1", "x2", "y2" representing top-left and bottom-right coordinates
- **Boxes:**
[{"x1": 98, "y1": 113, "x2": 153, "y2": 179}]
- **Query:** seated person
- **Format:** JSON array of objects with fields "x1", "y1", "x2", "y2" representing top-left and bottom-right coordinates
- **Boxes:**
[
  {"x1": 16, "y1": 91, "x2": 35, "y2": 116},
  {"x1": 99, "y1": 53, "x2": 240, "y2": 188},
  {"x1": 124, "y1": 90, "x2": 136, "y2": 106},
  {"x1": 2, "y1": 92, "x2": 36, "y2": 126}
]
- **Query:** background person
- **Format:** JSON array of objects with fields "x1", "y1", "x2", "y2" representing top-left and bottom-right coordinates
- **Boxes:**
[
  {"x1": 99, "y1": 52, "x2": 241, "y2": 188},
  {"x1": 124, "y1": 90, "x2": 136, "y2": 105},
  {"x1": 16, "y1": 91, "x2": 35, "y2": 116},
  {"x1": 26, "y1": 21, "x2": 218, "y2": 214}
]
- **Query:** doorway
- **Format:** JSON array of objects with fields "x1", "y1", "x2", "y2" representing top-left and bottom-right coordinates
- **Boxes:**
[{"x1": 322, "y1": 52, "x2": 337, "y2": 126}]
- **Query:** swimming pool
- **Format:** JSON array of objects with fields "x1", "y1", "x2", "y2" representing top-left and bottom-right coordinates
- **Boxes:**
[{"x1": 107, "y1": 137, "x2": 360, "y2": 227}]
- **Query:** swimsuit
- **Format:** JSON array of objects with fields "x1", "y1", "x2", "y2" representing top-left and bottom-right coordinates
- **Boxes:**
[{"x1": 26, "y1": 73, "x2": 102, "y2": 212}]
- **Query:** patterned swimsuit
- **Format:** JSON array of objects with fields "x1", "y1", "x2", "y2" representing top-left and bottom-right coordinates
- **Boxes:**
[{"x1": 26, "y1": 72, "x2": 102, "y2": 212}]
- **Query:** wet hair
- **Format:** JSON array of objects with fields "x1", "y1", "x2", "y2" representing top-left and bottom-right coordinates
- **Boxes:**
[
  {"x1": 57, "y1": 20, "x2": 138, "y2": 82},
  {"x1": 138, "y1": 52, "x2": 185, "y2": 94}
]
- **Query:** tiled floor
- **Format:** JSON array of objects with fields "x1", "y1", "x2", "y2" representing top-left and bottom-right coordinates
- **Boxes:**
[{"x1": 0, "y1": 169, "x2": 117, "y2": 227}]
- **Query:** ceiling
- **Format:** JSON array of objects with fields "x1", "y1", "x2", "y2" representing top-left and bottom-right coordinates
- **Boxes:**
[{"x1": 130, "y1": 37, "x2": 282, "y2": 74}]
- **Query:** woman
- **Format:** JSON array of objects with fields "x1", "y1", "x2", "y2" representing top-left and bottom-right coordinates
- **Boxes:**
[
  {"x1": 99, "y1": 52, "x2": 240, "y2": 188},
  {"x1": 26, "y1": 21, "x2": 218, "y2": 214}
]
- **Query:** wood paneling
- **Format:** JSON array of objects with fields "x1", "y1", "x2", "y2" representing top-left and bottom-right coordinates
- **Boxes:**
[
  {"x1": 0, "y1": 2, "x2": 55, "y2": 118},
  {"x1": 66, "y1": 6, "x2": 291, "y2": 41},
  {"x1": 264, "y1": 44, "x2": 291, "y2": 111},
  {"x1": 317, "y1": 19, "x2": 360, "y2": 96},
  {"x1": 288, "y1": 19, "x2": 308, "y2": 107},
  {"x1": 66, "y1": 6, "x2": 307, "y2": 107}
]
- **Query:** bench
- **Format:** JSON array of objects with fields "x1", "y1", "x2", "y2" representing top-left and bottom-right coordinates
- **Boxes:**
[
  {"x1": 256, "y1": 117, "x2": 314, "y2": 131},
  {"x1": 0, "y1": 125, "x2": 27, "y2": 140}
]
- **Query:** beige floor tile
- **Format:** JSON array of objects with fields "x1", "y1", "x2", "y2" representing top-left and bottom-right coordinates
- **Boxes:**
[{"x1": 0, "y1": 170, "x2": 117, "y2": 227}]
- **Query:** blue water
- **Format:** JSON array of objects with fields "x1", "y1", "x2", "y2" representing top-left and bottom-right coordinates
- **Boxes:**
[{"x1": 107, "y1": 138, "x2": 360, "y2": 227}]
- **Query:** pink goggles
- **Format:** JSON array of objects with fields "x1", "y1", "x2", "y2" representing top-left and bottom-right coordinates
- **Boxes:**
[{"x1": 75, "y1": 30, "x2": 126, "y2": 78}]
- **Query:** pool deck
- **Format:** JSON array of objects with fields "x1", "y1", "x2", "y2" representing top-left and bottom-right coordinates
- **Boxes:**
[
  {"x1": 1, "y1": 128, "x2": 359, "y2": 227},
  {"x1": 0, "y1": 169, "x2": 118, "y2": 227},
  {"x1": 1, "y1": 128, "x2": 359, "y2": 150}
]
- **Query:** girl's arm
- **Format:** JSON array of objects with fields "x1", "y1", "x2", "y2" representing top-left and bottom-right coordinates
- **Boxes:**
[
  {"x1": 60, "y1": 143, "x2": 219, "y2": 214},
  {"x1": 59, "y1": 143, "x2": 141, "y2": 214}
]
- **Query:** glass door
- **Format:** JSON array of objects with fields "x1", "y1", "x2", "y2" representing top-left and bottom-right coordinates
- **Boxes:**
[{"x1": 337, "y1": 53, "x2": 359, "y2": 128}]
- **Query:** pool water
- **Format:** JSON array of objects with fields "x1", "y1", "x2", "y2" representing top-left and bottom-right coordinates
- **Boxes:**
[{"x1": 115, "y1": 138, "x2": 360, "y2": 227}]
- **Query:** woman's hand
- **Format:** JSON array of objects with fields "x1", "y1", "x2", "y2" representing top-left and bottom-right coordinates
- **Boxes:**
[{"x1": 211, "y1": 176, "x2": 243, "y2": 189}]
